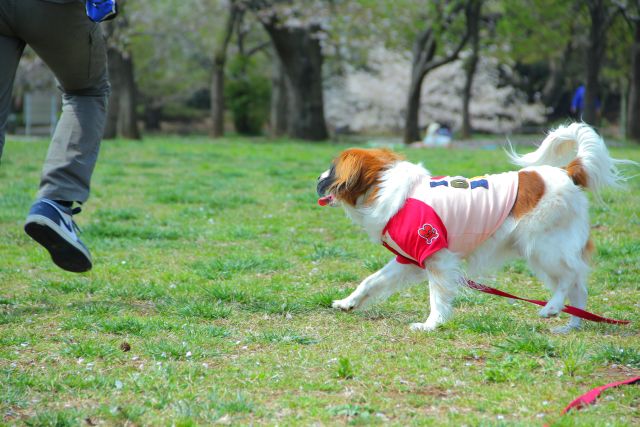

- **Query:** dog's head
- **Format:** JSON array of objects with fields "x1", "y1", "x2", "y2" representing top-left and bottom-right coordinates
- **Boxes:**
[{"x1": 316, "y1": 148, "x2": 403, "y2": 207}]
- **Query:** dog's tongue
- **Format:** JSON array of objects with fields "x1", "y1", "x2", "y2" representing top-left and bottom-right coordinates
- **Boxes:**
[{"x1": 318, "y1": 195, "x2": 333, "y2": 206}]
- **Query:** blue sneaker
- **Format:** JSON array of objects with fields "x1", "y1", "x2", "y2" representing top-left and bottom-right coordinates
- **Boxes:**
[{"x1": 24, "y1": 199, "x2": 92, "y2": 272}]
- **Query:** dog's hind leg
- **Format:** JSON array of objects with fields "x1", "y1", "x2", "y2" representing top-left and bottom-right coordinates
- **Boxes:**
[
  {"x1": 553, "y1": 242, "x2": 593, "y2": 333},
  {"x1": 552, "y1": 282, "x2": 588, "y2": 334},
  {"x1": 529, "y1": 250, "x2": 590, "y2": 330},
  {"x1": 529, "y1": 259, "x2": 573, "y2": 319},
  {"x1": 332, "y1": 258, "x2": 425, "y2": 311},
  {"x1": 538, "y1": 277, "x2": 572, "y2": 318}
]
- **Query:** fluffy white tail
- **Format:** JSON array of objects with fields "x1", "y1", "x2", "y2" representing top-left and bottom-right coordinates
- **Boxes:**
[{"x1": 509, "y1": 122, "x2": 634, "y2": 200}]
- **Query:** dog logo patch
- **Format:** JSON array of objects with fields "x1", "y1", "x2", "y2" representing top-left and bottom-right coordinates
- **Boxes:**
[{"x1": 418, "y1": 224, "x2": 439, "y2": 244}]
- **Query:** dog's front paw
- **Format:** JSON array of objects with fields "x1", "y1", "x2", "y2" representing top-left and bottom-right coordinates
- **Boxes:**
[
  {"x1": 410, "y1": 321, "x2": 438, "y2": 332},
  {"x1": 332, "y1": 298, "x2": 356, "y2": 311},
  {"x1": 411, "y1": 312, "x2": 447, "y2": 331}
]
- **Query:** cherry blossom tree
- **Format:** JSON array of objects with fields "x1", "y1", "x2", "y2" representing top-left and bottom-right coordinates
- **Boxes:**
[
  {"x1": 337, "y1": 0, "x2": 473, "y2": 143},
  {"x1": 403, "y1": 1, "x2": 472, "y2": 143}
]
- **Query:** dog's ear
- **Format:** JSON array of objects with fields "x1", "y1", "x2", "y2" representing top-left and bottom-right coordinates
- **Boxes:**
[{"x1": 330, "y1": 148, "x2": 402, "y2": 206}]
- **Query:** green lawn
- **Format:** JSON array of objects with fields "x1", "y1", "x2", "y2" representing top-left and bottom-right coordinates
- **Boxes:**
[{"x1": 1, "y1": 136, "x2": 639, "y2": 426}]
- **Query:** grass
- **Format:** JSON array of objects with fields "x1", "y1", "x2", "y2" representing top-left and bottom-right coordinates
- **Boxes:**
[{"x1": 0, "y1": 134, "x2": 639, "y2": 426}]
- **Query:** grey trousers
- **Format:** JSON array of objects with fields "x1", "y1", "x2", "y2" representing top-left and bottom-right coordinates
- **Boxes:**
[{"x1": 0, "y1": 0, "x2": 110, "y2": 203}]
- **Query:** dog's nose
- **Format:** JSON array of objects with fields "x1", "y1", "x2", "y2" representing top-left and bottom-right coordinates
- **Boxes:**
[
  {"x1": 316, "y1": 166, "x2": 335, "y2": 196},
  {"x1": 317, "y1": 178, "x2": 328, "y2": 196}
]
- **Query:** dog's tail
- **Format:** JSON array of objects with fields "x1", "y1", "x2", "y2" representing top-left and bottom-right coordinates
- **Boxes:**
[{"x1": 508, "y1": 122, "x2": 635, "y2": 201}]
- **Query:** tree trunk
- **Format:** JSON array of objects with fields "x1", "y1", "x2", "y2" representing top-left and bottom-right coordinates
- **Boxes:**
[
  {"x1": 584, "y1": 0, "x2": 607, "y2": 125},
  {"x1": 210, "y1": 4, "x2": 238, "y2": 138},
  {"x1": 103, "y1": 48, "x2": 120, "y2": 139},
  {"x1": 404, "y1": 75, "x2": 425, "y2": 143},
  {"x1": 116, "y1": 54, "x2": 140, "y2": 139},
  {"x1": 210, "y1": 56, "x2": 226, "y2": 137},
  {"x1": 541, "y1": 59, "x2": 565, "y2": 114},
  {"x1": 101, "y1": 0, "x2": 139, "y2": 140},
  {"x1": 620, "y1": 78, "x2": 627, "y2": 139},
  {"x1": 270, "y1": 56, "x2": 289, "y2": 137},
  {"x1": 461, "y1": 0, "x2": 482, "y2": 139},
  {"x1": 144, "y1": 103, "x2": 162, "y2": 131},
  {"x1": 541, "y1": 36, "x2": 574, "y2": 116},
  {"x1": 103, "y1": 101, "x2": 118, "y2": 139},
  {"x1": 461, "y1": 52, "x2": 478, "y2": 139},
  {"x1": 261, "y1": 23, "x2": 328, "y2": 141},
  {"x1": 628, "y1": 21, "x2": 640, "y2": 141},
  {"x1": 104, "y1": 47, "x2": 140, "y2": 139},
  {"x1": 403, "y1": 28, "x2": 435, "y2": 144}
]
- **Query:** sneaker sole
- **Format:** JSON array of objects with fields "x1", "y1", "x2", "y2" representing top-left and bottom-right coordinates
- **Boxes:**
[{"x1": 24, "y1": 215, "x2": 92, "y2": 273}]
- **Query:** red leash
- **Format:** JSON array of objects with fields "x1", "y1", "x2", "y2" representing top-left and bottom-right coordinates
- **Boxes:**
[
  {"x1": 542, "y1": 377, "x2": 640, "y2": 425},
  {"x1": 560, "y1": 376, "x2": 640, "y2": 414},
  {"x1": 465, "y1": 280, "x2": 630, "y2": 325},
  {"x1": 466, "y1": 279, "x2": 635, "y2": 421}
]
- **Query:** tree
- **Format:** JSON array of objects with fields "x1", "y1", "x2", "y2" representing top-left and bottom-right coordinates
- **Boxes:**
[
  {"x1": 269, "y1": 55, "x2": 289, "y2": 137},
  {"x1": 461, "y1": 0, "x2": 483, "y2": 139},
  {"x1": 497, "y1": 0, "x2": 578, "y2": 118},
  {"x1": 404, "y1": 1, "x2": 471, "y2": 143},
  {"x1": 617, "y1": 0, "x2": 640, "y2": 141},
  {"x1": 245, "y1": 0, "x2": 329, "y2": 141},
  {"x1": 627, "y1": 7, "x2": 640, "y2": 140},
  {"x1": 630, "y1": 25, "x2": 640, "y2": 140},
  {"x1": 210, "y1": 1, "x2": 240, "y2": 137},
  {"x1": 105, "y1": 47, "x2": 140, "y2": 139},
  {"x1": 583, "y1": 0, "x2": 620, "y2": 125},
  {"x1": 103, "y1": 0, "x2": 141, "y2": 140},
  {"x1": 330, "y1": 0, "x2": 481, "y2": 141},
  {"x1": 225, "y1": 15, "x2": 272, "y2": 135},
  {"x1": 125, "y1": 0, "x2": 226, "y2": 132}
]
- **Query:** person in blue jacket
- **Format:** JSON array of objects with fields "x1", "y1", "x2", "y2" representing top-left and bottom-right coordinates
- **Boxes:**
[{"x1": 570, "y1": 84, "x2": 601, "y2": 120}]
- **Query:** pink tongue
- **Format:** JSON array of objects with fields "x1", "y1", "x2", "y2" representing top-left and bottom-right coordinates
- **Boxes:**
[{"x1": 318, "y1": 195, "x2": 333, "y2": 206}]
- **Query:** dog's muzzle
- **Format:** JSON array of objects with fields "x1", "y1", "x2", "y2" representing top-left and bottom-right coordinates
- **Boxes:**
[{"x1": 317, "y1": 166, "x2": 335, "y2": 206}]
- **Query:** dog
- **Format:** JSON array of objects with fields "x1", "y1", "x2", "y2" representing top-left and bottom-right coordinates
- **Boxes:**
[{"x1": 316, "y1": 123, "x2": 632, "y2": 333}]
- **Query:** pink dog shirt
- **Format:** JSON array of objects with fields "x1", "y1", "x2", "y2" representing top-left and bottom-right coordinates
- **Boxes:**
[{"x1": 381, "y1": 172, "x2": 519, "y2": 268}]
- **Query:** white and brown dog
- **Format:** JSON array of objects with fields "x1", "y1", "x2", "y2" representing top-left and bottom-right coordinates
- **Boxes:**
[{"x1": 316, "y1": 123, "x2": 632, "y2": 333}]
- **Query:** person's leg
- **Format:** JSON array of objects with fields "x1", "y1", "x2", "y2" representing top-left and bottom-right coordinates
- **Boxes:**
[
  {"x1": 0, "y1": 6, "x2": 26, "y2": 160},
  {"x1": 15, "y1": 0, "x2": 110, "y2": 272},
  {"x1": 38, "y1": 92, "x2": 108, "y2": 202},
  {"x1": 16, "y1": 0, "x2": 110, "y2": 203}
]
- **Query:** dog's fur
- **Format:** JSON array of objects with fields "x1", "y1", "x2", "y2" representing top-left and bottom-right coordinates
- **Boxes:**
[{"x1": 316, "y1": 123, "x2": 633, "y2": 333}]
